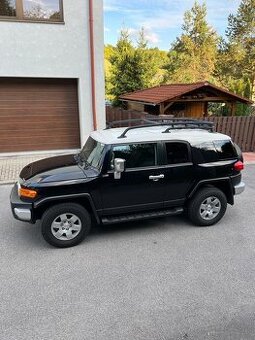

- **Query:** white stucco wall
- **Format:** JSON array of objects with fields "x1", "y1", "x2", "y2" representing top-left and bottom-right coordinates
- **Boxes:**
[{"x1": 0, "y1": 0, "x2": 105, "y2": 147}]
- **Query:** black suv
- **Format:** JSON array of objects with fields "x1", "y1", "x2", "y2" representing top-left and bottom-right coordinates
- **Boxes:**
[{"x1": 10, "y1": 119, "x2": 245, "y2": 248}]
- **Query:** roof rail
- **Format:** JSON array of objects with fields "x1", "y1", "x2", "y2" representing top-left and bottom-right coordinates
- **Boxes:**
[
  {"x1": 109, "y1": 118, "x2": 215, "y2": 139},
  {"x1": 106, "y1": 118, "x2": 151, "y2": 129}
]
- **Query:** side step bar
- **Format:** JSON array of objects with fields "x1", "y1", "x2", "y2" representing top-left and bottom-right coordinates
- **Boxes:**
[{"x1": 101, "y1": 207, "x2": 183, "y2": 225}]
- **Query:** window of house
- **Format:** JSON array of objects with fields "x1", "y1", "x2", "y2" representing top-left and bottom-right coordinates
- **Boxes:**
[
  {"x1": 0, "y1": 0, "x2": 16, "y2": 17},
  {"x1": 111, "y1": 144, "x2": 157, "y2": 169},
  {"x1": 0, "y1": 0, "x2": 63, "y2": 22},
  {"x1": 165, "y1": 142, "x2": 190, "y2": 164}
]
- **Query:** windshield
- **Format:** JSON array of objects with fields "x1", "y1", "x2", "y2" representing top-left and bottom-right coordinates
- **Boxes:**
[{"x1": 79, "y1": 137, "x2": 105, "y2": 169}]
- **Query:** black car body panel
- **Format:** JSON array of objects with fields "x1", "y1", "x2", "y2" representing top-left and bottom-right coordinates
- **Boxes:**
[{"x1": 10, "y1": 125, "x2": 245, "y2": 230}]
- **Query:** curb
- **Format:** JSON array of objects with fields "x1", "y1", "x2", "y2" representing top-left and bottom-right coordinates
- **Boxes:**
[{"x1": 0, "y1": 180, "x2": 16, "y2": 185}]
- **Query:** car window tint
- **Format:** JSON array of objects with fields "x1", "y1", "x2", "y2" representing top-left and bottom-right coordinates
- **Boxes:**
[
  {"x1": 165, "y1": 143, "x2": 190, "y2": 164},
  {"x1": 112, "y1": 144, "x2": 156, "y2": 169},
  {"x1": 213, "y1": 140, "x2": 237, "y2": 160},
  {"x1": 193, "y1": 142, "x2": 218, "y2": 163}
]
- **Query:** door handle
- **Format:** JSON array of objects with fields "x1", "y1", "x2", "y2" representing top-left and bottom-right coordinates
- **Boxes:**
[{"x1": 149, "y1": 174, "x2": 164, "y2": 182}]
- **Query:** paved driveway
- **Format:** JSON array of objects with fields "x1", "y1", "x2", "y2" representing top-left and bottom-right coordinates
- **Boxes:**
[{"x1": 0, "y1": 166, "x2": 255, "y2": 340}]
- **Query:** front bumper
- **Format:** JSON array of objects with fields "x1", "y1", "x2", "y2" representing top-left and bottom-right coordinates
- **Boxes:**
[
  {"x1": 234, "y1": 181, "x2": 245, "y2": 195},
  {"x1": 10, "y1": 183, "x2": 34, "y2": 223}
]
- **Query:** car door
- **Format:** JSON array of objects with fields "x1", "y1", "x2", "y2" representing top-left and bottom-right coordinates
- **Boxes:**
[
  {"x1": 99, "y1": 142, "x2": 166, "y2": 215},
  {"x1": 161, "y1": 141, "x2": 195, "y2": 206}
]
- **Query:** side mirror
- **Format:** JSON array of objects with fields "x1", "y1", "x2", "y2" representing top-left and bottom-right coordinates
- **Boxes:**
[{"x1": 114, "y1": 158, "x2": 125, "y2": 179}]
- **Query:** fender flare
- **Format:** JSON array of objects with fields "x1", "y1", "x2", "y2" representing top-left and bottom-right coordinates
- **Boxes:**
[
  {"x1": 188, "y1": 177, "x2": 234, "y2": 205},
  {"x1": 34, "y1": 193, "x2": 100, "y2": 224}
]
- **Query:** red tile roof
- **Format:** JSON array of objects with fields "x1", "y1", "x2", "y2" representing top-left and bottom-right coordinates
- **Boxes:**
[{"x1": 119, "y1": 81, "x2": 253, "y2": 105}]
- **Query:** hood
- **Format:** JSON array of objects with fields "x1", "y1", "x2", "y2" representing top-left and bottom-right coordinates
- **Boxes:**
[
  {"x1": 19, "y1": 154, "x2": 101, "y2": 186},
  {"x1": 20, "y1": 154, "x2": 79, "y2": 180}
]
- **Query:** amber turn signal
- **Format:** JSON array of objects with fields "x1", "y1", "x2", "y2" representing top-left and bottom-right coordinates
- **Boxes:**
[{"x1": 19, "y1": 187, "x2": 38, "y2": 199}]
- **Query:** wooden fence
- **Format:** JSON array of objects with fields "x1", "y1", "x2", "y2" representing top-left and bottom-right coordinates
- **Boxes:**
[{"x1": 106, "y1": 106, "x2": 255, "y2": 152}]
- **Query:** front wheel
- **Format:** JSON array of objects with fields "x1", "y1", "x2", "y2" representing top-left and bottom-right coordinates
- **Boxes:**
[
  {"x1": 188, "y1": 187, "x2": 227, "y2": 226},
  {"x1": 41, "y1": 203, "x2": 91, "y2": 248}
]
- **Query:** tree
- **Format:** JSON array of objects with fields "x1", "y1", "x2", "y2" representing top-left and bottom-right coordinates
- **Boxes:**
[
  {"x1": 136, "y1": 28, "x2": 168, "y2": 87},
  {"x1": 109, "y1": 29, "x2": 147, "y2": 104},
  {"x1": 104, "y1": 45, "x2": 116, "y2": 101},
  {"x1": 225, "y1": 0, "x2": 255, "y2": 99},
  {"x1": 165, "y1": 1, "x2": 218, "y2": 83},
  {"x1": 107, "y1": 28, "x2": 169, "y2": 103},
  {"x1": 0, "y1": 0, "x2": 15, "y2": 16},
  {"x1": 50, "y1": 11, "x2": 61, "y2": 20},
  {"x1": 24, "y1": 4, "x2": 45, "y2": 19}
]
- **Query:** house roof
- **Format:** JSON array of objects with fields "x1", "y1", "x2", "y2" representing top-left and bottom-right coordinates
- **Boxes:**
[{"x1": 119, "y1": 81, "x2": 253, "y2": 105}]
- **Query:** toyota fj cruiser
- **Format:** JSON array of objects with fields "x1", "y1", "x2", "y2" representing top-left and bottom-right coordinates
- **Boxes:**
[{"x1": 10, "y1": 119, "x2": 245, "y2": 248}]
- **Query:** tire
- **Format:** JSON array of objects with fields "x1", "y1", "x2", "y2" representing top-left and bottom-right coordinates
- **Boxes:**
[
  {"x1": 41, "y1": 203, "x2": 91, "y2": 248},
  {"x1": 187, "y1": 187, "x2": 227, "y2": 226}
]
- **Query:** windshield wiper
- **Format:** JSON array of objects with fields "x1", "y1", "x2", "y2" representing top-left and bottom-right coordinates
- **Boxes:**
[{"x1": 75, "y1": 153, "x2": 90, "y2": 168}]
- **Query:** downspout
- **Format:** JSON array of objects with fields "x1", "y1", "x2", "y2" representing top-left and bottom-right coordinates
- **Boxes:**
[{"x1": 89, "y1": 0, "x2": 97, "y2": 130}]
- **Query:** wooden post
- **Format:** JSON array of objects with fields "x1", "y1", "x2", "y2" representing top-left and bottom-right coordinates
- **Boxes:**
[
  {"x1": 160, "y1": 103, "x2": 165, "y2": 115},
  {"x1": 16, "y1": 0, "x2": 24, "y2": 19},
  {"x1": 204, "y1": 102, "x2": 208, "y2": 117},
  {"x1": 230, "y1": 102, "x2": 236, "y2": 116}
]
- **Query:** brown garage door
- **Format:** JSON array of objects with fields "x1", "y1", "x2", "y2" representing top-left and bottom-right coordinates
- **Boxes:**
[{"x1": 0, "y1": 78, "x2": 80, "y2": 152}]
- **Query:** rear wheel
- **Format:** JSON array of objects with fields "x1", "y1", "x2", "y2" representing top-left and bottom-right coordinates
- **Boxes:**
[
  {"x1": 188, "y1": 187, "x2": 227, "y2": 226},
  {"x1": 41, "y1": 203, "x2": 91, "y2": 248}
]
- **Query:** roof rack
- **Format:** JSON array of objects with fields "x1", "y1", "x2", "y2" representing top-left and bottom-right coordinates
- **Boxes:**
[{"x1": 108, "y1": 118, "x2": 214, "y2": 139}]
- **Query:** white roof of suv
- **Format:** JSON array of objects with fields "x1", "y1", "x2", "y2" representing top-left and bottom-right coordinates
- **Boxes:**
[{"x1": 91, "y1": 126, "x2": 231, "y2": 146}]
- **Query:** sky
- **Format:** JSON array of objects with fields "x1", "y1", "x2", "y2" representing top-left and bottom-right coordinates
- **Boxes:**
[
  {"x1": 22, "y1": 0, "x2": 59, "y2": 12},
  {"x1": 104, "y1": 0, "x2": 241, "y2": 51}
]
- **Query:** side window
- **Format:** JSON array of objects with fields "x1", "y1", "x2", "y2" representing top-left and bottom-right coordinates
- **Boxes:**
[
  {"x1": 111, "y1": 143, "x2": 157, "y2": 169},
  {"x1": 192, "y1": 140, "x2": 237, "y2": 163},
  {"x1": 193, "y1": 142, "x2": 218, "y2": 163},
  {"x1": 213, "y1": 140, "x2": 237, "y2": 160},
  {"x1": 165, "y1": 142, "x2": 190, "y2": 164}
]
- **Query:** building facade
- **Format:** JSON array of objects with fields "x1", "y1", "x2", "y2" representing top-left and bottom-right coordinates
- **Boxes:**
[{"x1": 0, "y1": 0, "x2": 105, "y2": 153}]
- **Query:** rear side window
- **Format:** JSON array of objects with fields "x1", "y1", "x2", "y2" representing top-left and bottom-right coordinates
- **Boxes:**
[
  {"x1": 214, "y1": 140, "x2": 237, "y2": 160},
  {"x1": 165, "y1": 142, "x2": 190, "y2": 164},
  {"x1": 111, "y1": 143, "x2": 157, "y2": 169},
  {"x1": 193, "y1": 140, "x2": 237, "y2": 163}
]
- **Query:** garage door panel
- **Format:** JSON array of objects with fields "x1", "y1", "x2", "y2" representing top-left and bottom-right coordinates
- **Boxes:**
[
  {"x1": 2, "y1": 142, "x2": 80, "y2": 153},
  {"x1": 0, "y1": 101, "x2": 78, "y2": 109},
  {"x1": 0, "y1": 115, "x2": 79, "y2": 125},
  {"x1": 0, "y1": 108, "x2": 79, "y2": 117},
  {"x1": 0, "y1": 119, "x2": 79, "y2": 127},
  {"x1": 0, "y1": 135, "x2": 80, "y2": 143},
  {"x1": 0, "y1": 92, "x2": 78, "y2": 101},
  {"x1": 0, "y1": 127, "x2": 80, "y2": 136},
  {"x1": 0, "y1": 79, "x2": 77, "y2": 91},
  {"x1": 0, "y1": 78, "x2": 80, "y2": 152}
]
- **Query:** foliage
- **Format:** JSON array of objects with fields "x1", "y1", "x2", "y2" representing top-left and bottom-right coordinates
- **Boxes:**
[
  {"x1": 108, "y1": 29, "x2": 144, "y2": 105},
  {"x1": 165, "y1": 1, "x2": 218, "y2": 83},
  {"x1": 217, "y1": 0, "x2": 255, "y2": 99},
  {"x1": 50, "y1": 11, "x2": 61, "y2": 20},
  {"x1": 104, "y1": 0, "x2": 255, "y2": 112},
  {"x1": 104, "y1": 45, "x2": 116, "y2": 101},
  {"x1": 106, "y1": 28, "x2": 168, "y2": 104},
  {"x1": 0, "y1": 0, "x2": 15, "y2": 16}
]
